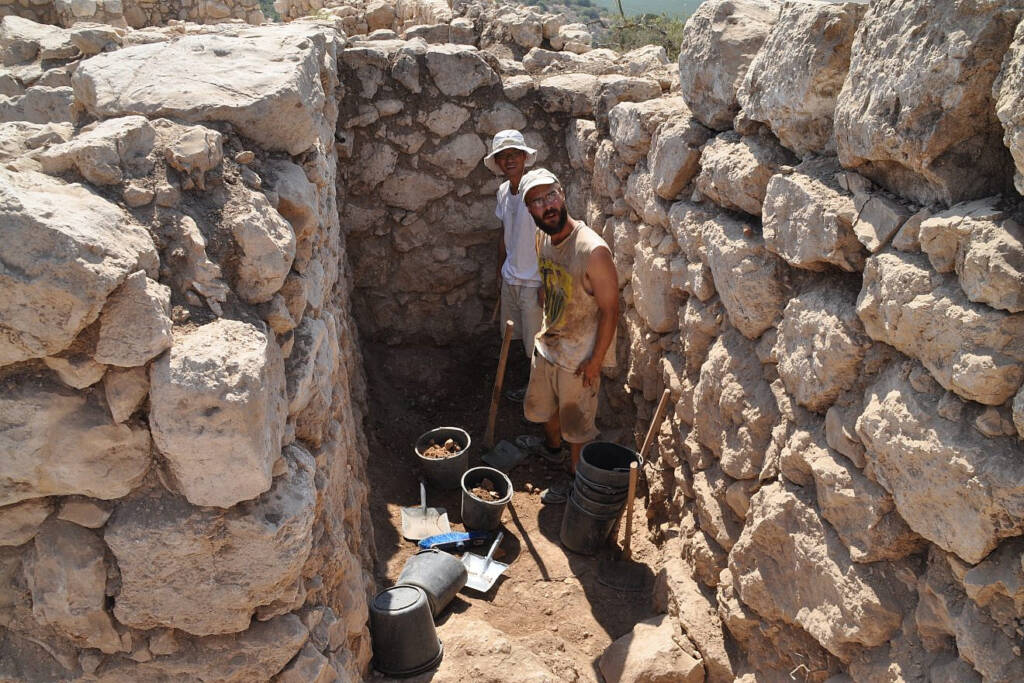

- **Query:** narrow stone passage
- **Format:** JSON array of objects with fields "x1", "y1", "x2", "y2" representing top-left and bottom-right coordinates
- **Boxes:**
[{"x1": 362, "y1": 336, "x2": 661, "y2": 681}]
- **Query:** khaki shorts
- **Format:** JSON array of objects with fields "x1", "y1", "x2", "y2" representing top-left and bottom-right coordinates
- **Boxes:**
[
  {"x1": 500, "y1": 282, "x2": 542, "y2": 358},
  {"x1": 524, "y1": 352, "x2": 600, "y2": 443}
]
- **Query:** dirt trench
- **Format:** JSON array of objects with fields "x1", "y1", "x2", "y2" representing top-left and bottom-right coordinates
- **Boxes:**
[{"x1": 362, "y1": 335, "x2": 661, "y2": 681}]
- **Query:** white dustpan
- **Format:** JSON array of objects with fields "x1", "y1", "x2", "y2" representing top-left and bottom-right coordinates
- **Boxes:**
[{"x1": 462, "y1": 532, "x2": 509, "y2": 593}]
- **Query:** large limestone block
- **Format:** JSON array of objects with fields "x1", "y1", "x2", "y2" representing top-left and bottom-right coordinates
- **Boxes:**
[
  {"x1": 275, "y1": 642, "x2": 336, "y2": 683},
  {"x1": 226, "y1": 192, "x2": 296, "y2": 304},
  {"x1": 834, "y1": 0, "x2": 1018, "y2": 205},
  {"x1": 267, "y1": 159, "x2": 318, "y2": 243},
  {"x1": 962, "y1": 536, "x2": 1024, "y2": 615},
  {"x1": 692, "y1": 466, "x2": 742, "y2": 551},
  {"x1": 632, "y1": 241, "x2": 676, "y2": 333},
  {"x1": 23, "y1": 520, "x2": 123, "y2": 653},
  {"x1": 0, "y1": 167, "x2": 157, "y2": 366},
  {"x1": 73, "y1": 25, "x2": 334, "y2": 155},
  {"x1": 696, "y1": 131, "x2": 797, "y2": 216},
  {"x1": 703, "y1": 209, "x2": 789, "y2": 339},
  {"x1": 607, "y1": 96, "x2": 685, "y2": 165},
  {"x1": 655, "y1": 552, "x2": 734, "y2": 682},
  {"x1": 649, "y1": 115, "x2": 713, "y2": 200},
  {"x1": 716, "y1": 568, "x2": 841, "y2": 679},
  {"x1": 0, "y1": 375, "x2": 151, "y2": 506},
  {"x1": 94, "y1": 271, "x2": 172, "y2": 367},
  {"x1": 693, "y1": 329, "x2": 780, "y2": 480},
  {"x1": 625, "y1": 162, "x2": 669, "y2": 227},
  {"x1": 105, "y1": 453, "x2": 316, "y2": 636},
  {"x1": 918, "y1": 198, "x2": 1024, "y2": 313},
  {"x1": 538, "y1": 73, "x2": 600, "y2": 116},
  {"x1": 995, "y1": 19, "x2": 1024, "y2": 195},
  {"x1": 856, "y1": 250, "x2": 1024, "y2": 405},
  {"x1": 0, "y1": 498, "x2": 53, "y2": 546},
  {"x1": 762, "y1": 159, "x2": 863, "y2": 271},
  {"x1": 598, "y1": 614, "x2": 704, "y2": 683},
  {"x1": 0, "y1": 86, "x2": 79, "y2": 125},
  {"x1": 774, "y1": 285, "x2": 871, "y2": 412},
  {"x1": 379, "y1": 168, "x2": 452, "y2": 211},
  {"x1": 917, "y1": 551, "x2": 1024, "y2": 682},
  {"x1": 856, "y1": 362, "x2": 1024, "y2": 564},
  {"x1": 424, "y1": 44, "x2": 499, "y2": 97},
  {"x1": 422, "y1": 132, "x2": 485, "y2": 178},
  {"x1": 38, "y1": 115, "x2": 155, "y2": 186},
  {"x1": 286, "y1": 316, "x2": 336, "y2": 417},
  {"x1": 738, "y1": 0, "x2": 867, "y2": 156},
  {"x1": 729, "y1": 482, "x2": 904, "y2": 660},
  {"x1": 149, "y1": 319, "x2": 287, "y2": 509},
  {"x1": 793, "y1": 426, "x2": 924, "y2": 562},
  {"x1": 94, "y1": 613, "x2": 309, "y2": 681},
  {"x1": 1, "y1": 16, "x2": 76, "y2": 65},
  {"x1": 677, "y1": 0, "x2": 779, "y2": 130}
]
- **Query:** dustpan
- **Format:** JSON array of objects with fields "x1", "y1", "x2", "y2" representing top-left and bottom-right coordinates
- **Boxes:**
[
  {"x1": 401, "y1": 481, "x2": 451, "y2": 541},
  {"x1": 462, "y1": 532, "x2": 509, "y2": 593}
]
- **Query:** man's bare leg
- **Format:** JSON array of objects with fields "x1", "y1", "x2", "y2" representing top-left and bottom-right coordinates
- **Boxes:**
[
  {"x1": 568, "y1": 441, "x2": 583, "y2": 474},
  {"x1": 544, "y1": 413, "x2": 561, "y2": 451}
]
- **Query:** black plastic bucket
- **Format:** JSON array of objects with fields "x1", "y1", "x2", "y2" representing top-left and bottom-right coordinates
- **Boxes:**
[
  {"x1": 369, "y1": 585, "x2": 443, "y2": 677},
  {"x1": 415, "y1": 427, "x2": 470, "y2": 490},
  {"x1": 397, "y1": 549, "x2": 468, "y2": 617},
  {"x1": 576, "y1": 441, "x2": 642, "y2": 488},
  {"x1": 461, "y1": 466, "x2": 513, "y2": 531},
  {"x1": 573, "y1": 470, "x2": 629, "y2": 505},
  {"x1": 559, "y1": 489, "x2": 621, "y2": 555}
]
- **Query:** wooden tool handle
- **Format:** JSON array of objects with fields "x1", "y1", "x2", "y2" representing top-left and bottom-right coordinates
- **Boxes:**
[
  {"x1": 622, "y1": 461, "x2": 639, "y2": 560},
  {"x1": 638, "y1": 388, "x2": 671, "y2": 462},
  {"x1": 485, "y1": 321, "x2": 515, "y2": 448}
]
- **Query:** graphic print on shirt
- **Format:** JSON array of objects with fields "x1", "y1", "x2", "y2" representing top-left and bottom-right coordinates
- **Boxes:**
[{"x1": 539, "y1": 256, "x2": 573, "y2": 328}]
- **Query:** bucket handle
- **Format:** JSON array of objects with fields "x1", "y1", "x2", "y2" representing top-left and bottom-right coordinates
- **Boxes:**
[{"x1": 574, "y1": 470, "x2": 627, "y2": 495}]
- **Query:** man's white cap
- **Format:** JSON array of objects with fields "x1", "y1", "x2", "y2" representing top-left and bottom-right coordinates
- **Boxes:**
[
  {"x1": 519, "y1": 168, "x2": 560, "y2": 198},
  {"x1": 484, "y1": 130, "x2": 538, "y2": 174}
]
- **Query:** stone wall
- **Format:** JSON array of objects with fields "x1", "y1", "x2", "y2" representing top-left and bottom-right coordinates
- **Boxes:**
[
  {"x1": 5, "y1": 0, "x2": 1024, "y2": 680},
  {"x1": 0, "y1": 0, "x2": 263, "y2": 29},
  {"x1": 0, "y1": 16, "x2": 372, "y2": 681}
]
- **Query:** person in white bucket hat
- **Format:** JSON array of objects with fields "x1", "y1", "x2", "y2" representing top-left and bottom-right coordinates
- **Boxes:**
[{"x1": 485, "y1": 130, "x2": 541, "y2": 402}]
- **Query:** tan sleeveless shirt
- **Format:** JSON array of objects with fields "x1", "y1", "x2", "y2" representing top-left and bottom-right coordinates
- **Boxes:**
[{"x1": 534, "y1": 221, "x2": 616, "y2": 372}]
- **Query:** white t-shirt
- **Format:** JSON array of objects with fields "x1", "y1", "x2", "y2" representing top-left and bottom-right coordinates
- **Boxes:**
[{"x1": 495, "y1": 180, "x2": 542, "y2": 287}]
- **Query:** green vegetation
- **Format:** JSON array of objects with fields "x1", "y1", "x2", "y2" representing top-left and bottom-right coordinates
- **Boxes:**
[
  {"x1": 602, "y1": 12, "x2": 688, "y2": 60},
  {"x1": 260, "y1": 0, "x2": 280, "y2": 21}
]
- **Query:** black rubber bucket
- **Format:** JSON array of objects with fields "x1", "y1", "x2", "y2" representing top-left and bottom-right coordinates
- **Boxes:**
[
  {"x1": 461, "y1": 466, "x2": 513, "y2": 531},
  {"x1": 369, "y1": 585, "x2": 443, "y2": 677},
  {"x1": 576, "y1": 441, "x2": 642, "y2": 488},
  {"x1": 559, "y1": 489, "x2": 621, "y2": 555},
  {"x1": 397, "y1": 549, "x2": 468, "y2": 617},
  {"x1": 415, "y1": 427, "x2": 470, "y2": 490},
  {"x1": 573, "y1": 470, "x2": 629, "y2": 505}
]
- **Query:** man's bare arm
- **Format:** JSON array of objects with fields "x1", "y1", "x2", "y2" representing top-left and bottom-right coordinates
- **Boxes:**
[{"x1": 576, "y1": 246, "x2": 619, "y2": 386}]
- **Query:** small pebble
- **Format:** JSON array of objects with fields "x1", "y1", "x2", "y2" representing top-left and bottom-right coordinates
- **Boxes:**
[
  {"x1": 525, "y1": 482, "x2": 534, "y2": 493},
  {"x1": 234, "y1": 150, "x2": 255, "y2": 164}
]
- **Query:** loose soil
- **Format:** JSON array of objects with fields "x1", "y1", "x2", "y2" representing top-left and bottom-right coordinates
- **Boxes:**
[{"x1": 363, "y1": 335, "x2": 661, "y2": 682}]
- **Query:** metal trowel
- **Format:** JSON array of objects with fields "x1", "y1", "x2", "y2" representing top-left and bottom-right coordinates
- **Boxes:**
[{"x1": 400, "y1": 481, "x2": 451, "y2": 541}]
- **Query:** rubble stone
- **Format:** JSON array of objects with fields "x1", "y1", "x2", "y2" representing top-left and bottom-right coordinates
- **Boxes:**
[{"x1": 149, "y1": 319, "x2": 287, "y2": 508}]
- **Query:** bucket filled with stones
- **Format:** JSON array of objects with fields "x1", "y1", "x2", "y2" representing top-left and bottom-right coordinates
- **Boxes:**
[
  {"x1": 415, "y1": 427, "x2": 470, "y2": 490},
  {"x1": 460, "y1": 466, "x2": 513, "y2": 531}
]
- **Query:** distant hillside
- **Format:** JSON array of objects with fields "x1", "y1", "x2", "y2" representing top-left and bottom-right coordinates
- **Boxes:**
[{"x1": 594, "y1": 0, "x2": 703, "y2": 18}]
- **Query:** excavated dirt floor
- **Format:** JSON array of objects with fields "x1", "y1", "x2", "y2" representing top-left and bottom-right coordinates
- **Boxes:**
[{"x1": 364, "y1": 336, "x2": 661, "y2": 681}]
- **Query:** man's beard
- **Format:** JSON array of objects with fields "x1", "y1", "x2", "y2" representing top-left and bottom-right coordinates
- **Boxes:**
[{"x1": 534, "y1": 206, "x2": 568, "y2": 235}]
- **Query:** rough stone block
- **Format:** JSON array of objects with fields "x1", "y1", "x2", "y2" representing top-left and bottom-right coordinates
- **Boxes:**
[
  {"x1": 738, "y1": 0, "x2": 866, "y2": 156},
  {"x1": 835, "y1": 0, "x2": 1018, "y2": 205},
  {"x1": 598, "y1": 615, "x2": 704, "y2": 683},
  {"x1": 226, "y1": 192, "x2": 296, "y2": 304},
  {"x1": 0, "y1": 374, "x2": 151, "y2": 506},
  {"x1": 105, "y1": 452, "x2": 315, "y2": 636},
  {"x1": 0, "y1": 167, "x2": 157, "y2": 366},
  {"x1": 677, "y1": 0, "x2": 779, "y2": 130},
  {"x1": 648, "y1": 114, "x2": 713, "y2": 200},
  {"x1": 94, "y1": 271, "x2": 172, "y2": 367},
  {"x1": 762, "y1": 157, "x2": 863, "y2": 271},
  {"x1": 424, "y1": 44, "x2": 499, "y2": 97},
  {"x1": 696, "y1": 131, "x2": 797, "y2": 216},
  {"x1": 857, "y1": 362, "x2": 1024, "y2": 564},
  {"x1": 856, "y1": 250, "x2": 1024, "y2": 405},
  {"x1": 149, "y1": 319, "x2": 287, "y2": 508}
]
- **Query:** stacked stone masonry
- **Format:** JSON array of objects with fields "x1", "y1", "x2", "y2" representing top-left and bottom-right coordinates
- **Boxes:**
[{"x1": 4, "y1": 0, "x2": 1024, "y2": 680}]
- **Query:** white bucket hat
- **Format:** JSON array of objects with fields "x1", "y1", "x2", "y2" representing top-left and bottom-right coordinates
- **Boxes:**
[
  {"x1": 519, "y1": 168, "x2": 560, "y2": 198},
  {"x1": 483, "y1": 130, "x2": 538, "y2": 175}
]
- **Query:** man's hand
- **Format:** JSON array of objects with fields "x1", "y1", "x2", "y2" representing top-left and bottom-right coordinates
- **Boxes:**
[{"x1": 575, "y1": 355, "x2": 601, "y2": 388}]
